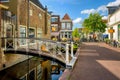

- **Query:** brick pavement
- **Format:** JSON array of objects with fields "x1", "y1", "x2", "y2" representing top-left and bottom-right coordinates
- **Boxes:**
[{"x1": 60, "y1": 42, "x2": 120, "y2": 80}]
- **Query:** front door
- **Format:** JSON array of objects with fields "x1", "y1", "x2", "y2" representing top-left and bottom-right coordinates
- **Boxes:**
[{"x1": 6, "y1": 24, "x2": 14, "y2": 49}]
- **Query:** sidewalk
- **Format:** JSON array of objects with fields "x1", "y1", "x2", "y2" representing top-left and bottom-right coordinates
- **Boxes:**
[{"x1": 60, "y1": 42, "x2": 120, "y2": 80}]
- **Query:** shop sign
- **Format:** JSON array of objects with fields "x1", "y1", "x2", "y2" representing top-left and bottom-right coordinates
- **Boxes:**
[{"x1": 108, "y1": 29, "x2": 115, "y2": 33}]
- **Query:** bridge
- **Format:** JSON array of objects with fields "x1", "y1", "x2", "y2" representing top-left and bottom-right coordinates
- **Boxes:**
[{"x1": 1, "y1": 37, "x2": 77, "y2": 68}]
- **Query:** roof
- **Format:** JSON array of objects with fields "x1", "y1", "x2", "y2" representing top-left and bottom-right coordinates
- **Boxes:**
[
  {"x1": 30, "y1": 0, "x2": 45, "y2": 10},
  {"x1": 62, "y1": 13, "x2": 71, "y2": 20}
]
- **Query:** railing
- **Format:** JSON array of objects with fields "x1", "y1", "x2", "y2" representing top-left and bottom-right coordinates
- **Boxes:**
[{"x1": 1, "y1": 37, "x2": 77, "y2": 68}]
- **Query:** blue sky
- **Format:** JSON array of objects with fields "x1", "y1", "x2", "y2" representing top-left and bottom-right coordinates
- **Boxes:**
[{"x1": 40, "y1": 0, "x2": 120, "y2": 29}]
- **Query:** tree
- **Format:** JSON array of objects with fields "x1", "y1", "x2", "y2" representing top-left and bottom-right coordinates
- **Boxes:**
[
  {"x1": 72, "y1": 28, "x2": 80, "y2": 41},
  {"x1": 72, "y1": 28, "x2": 80, "y2": 38},
  {"x1": 82, "y1": 13, "x2": 107, "y2": 33}
]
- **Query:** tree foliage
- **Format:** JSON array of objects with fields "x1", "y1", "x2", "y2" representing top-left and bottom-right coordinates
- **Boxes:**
[
  {"x1": 82, "y1": 13, "x2": 107, "y2": 33},
  {"x1": 72, "y1": 28, "x2": 80, "y2": 38}
]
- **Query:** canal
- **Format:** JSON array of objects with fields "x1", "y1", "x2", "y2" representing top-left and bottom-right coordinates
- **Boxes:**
[{"x1": 0, "y1": 55, "x2": 64, "y2": 80}]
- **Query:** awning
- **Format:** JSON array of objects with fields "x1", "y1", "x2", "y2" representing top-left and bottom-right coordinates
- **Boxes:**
[{"x1": 51, "y1": 32, "x2": 60, "y2": 36}]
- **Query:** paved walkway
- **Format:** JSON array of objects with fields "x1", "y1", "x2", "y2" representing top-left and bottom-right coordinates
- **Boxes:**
[{"x1": 60, "y1": 42, "x2": 120, "y2": 80}]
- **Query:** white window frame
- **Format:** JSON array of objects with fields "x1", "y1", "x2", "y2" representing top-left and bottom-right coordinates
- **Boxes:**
[
  {"x1": 19, "y1": 25, "x2": 27, "y2": 46},
  {"x1": 67, "y1": 23, "x2": 71, "y2": 30},
  {"x1": 29, "y1": 27, "x2": 36, "y2": 43},
  {"x1": 37, "y1": 28, "x2": 42, "y2": 38},
  {"x1": 62, "y1": 23, "x2": 65, "y2": 29}
]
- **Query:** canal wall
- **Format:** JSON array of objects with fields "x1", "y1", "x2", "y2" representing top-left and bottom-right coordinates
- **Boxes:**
[
  {"x1": 59, "y1": 47, "x2": 80, "y2": 80},
  {"x1": 0, "y1": 53, "x2": 32, "y2": 71}
]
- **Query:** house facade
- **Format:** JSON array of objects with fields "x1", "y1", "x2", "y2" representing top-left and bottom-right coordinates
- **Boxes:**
[
  {"x1": 107, "y1": 6, "x2": 120, "y2": 41},
  {"x1": 60, "y1": 13, "x2": 73, "y2": 41},
  {"x1": 3, "y1": 0, "x2": 51, "y2": 40},
  {"x1": 0, "y1": 1, "x2": 52, "y2": 79},
  {"x1": 51, "y1": 15, "x2": 60, "y2": 41}
]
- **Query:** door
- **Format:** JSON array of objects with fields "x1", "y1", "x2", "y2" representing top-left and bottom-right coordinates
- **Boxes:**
[{"x1": 6, "y1": 24, "x2": 14, "y2": 49}]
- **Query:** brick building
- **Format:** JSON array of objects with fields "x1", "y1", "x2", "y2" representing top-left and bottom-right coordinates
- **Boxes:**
[
  {"x1": 0, "y1": 0, "x2": 52, "y2": 79},
  {"x1": 3, "y1": 0, "x2": 51, "y2": 40},
  {"x1": 51, "y1": 15, "x2": 60, "y2": 41},
  {"x1": 60, "y1": 13, "x2": 73, "y2": 41}
]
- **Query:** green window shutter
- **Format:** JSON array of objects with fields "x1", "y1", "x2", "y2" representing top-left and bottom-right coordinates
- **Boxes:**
[{"x1": 118, "y1": 24, "x2": 120, "y2": 28}]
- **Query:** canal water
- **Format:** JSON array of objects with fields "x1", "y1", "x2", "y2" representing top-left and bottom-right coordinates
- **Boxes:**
[
  {"x1": 0, "y1": 55, "x2": 64, "y2": 80},
  {"x1": 52, "y1": 71, "x2": 63, "y2": 80}
]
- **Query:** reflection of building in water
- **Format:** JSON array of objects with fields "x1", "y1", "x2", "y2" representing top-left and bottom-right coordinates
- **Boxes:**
[{"x1": 0, "y1": 57, "x2": 52, "y2": 80}]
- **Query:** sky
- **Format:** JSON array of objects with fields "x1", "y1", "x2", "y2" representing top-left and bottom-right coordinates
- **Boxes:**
[{"x1": 40, "y1": 0, "x2": 120, "y2": 29}]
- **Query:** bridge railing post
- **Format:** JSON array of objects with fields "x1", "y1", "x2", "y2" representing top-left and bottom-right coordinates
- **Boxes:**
[
  {"x1": 5, "y1": 38, "x2": 7, "y2": 50},
  {"x1": 66, "y1": 44, "x2": 69, "y2": 64},
  {"x1": 57, "y1": 42, "x2": 61, "y2": 55},
  {"x1": 26, "y1": 38, "x2": 29, "y2": 51},
  {"x1": 14, "y1": 38, "x2": 17, "y2": 50}
]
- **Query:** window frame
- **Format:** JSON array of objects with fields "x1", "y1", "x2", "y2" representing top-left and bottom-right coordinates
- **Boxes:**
[{"x1": 19, "y1": 26, "x2": 27, "y2": 46}]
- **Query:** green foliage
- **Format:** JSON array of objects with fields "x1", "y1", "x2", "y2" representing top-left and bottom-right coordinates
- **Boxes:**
[
  {"x1": 72, "y1": 28, "x2": 80, "y2": 38},
  {"x1": 104, "y1": 38, "x2": 110, "y2": 44},
  {"x1": 82, "y1": 13, "x2": 107, "y2": 33},
  {"x1": 73, "y1": 43, "x2": 78, "y2": 49}
]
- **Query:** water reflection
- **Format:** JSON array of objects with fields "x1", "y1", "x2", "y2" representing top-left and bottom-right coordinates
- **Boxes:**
[
  {"x1": 0, "y1": 55, "x2": 64, "y2": 80},
  {"x1": 52, "y1": 71, "x2": 63, "y2": 80}
]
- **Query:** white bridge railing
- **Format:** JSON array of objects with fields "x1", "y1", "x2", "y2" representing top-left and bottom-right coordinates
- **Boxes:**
[{"x1": 1, "y1": 37, "x2": 77, "y2": 68}]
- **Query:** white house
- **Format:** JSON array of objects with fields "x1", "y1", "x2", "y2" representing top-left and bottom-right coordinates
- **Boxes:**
[{"x1": 108, "y1": 8, "x2": 120, "y2": 41}]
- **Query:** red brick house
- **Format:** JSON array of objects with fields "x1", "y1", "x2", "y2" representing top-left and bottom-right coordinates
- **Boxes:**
[
  {"x1": 60, "y1": 13, "x2": 73, "y2": 41},
  {"x1": 51, "y1": 15, "x2": 60, "y2": 40}
]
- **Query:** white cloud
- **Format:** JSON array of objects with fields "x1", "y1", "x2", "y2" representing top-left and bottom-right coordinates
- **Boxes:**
[
  {"x1": 107, "y1": 0, "x2": 120, "y2": 6},
  {"x1": 73, "y1": 18, "x2": 82, "y2": 24},
  {"x1": 81, "y1": 0, "x2": 120, "y2": 15},
  {"x1": 81, "y1": 5, "x2": 108, "y2": 15},
  {"x1": 102, "y1": 16, "x2": 108, "y2": 20},
  {"x1": 97, "y1": 5, "x2": 107, "y2": 12},
  {"x1": 81, "y1": 9, "x2": 96, "y2": 14}
]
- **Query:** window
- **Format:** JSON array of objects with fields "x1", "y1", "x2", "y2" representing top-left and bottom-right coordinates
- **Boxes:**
[
  {"x1": 0, "y1": 0, "x2": 9, "y2": 2},
  {"x1": 20, "y1": 27, "x2": 26, "y2": 45},
  {"x1": 67, "y1": 23, "x2": 71, "y2": 30},
  {"x1": 39, "y1": 13, "x2": 42, "y2": 19},
  {"x1": 28, "y1": 70, "x2": 35, "y2": 80},
  {"x1": 52, "y1": 27, "x2": 56, "y2": 32},
  {"x1": 29, "y1": 9, "x2": 33, "y2": 16},
  {"x1": 29, "y1": 28, "x2": 35, "y2": 43},
  {"x1": 61, "y1": 23, "x2": 65, "y2": 29},
  {"x1": 37, "y1": 28, "x2": 42, "y2": 38},
  {"x1": 51, "y1": 17, "x2": 58, "y2": 22},
  {"x1": 37, "y1": 64, "x2": 42, "y2": 80},
  {"x1": 6, "y1": 25, "x2": 13, "y2": 37}
]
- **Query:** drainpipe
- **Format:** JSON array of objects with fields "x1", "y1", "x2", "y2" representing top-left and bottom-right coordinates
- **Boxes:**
[{"x1": 44, "y1": 6, "x2": 48, "y2": 34}]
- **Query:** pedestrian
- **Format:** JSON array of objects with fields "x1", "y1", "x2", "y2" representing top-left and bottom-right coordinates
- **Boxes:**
[{"x1": 113, "y1": 40, "x2": 117, "y2": 47}]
